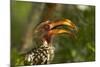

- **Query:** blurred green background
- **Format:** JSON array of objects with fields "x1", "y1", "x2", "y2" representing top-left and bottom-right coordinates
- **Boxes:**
[{"x1": 11, "y1": 1, "x2": 95, "y2": 66}]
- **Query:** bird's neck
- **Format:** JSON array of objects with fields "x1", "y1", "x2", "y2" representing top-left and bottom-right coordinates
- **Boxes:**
[{"x1": 42, "y1": 40, "x2": 53, "y2": 47}]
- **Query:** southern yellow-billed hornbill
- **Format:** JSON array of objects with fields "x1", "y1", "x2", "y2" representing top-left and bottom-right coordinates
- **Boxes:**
[{"x1": 23, "y1": 19, "x2": 77, "y2": 65}]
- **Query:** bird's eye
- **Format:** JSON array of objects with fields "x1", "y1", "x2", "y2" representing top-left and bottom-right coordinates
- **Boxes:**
[{"x1": 44, "y1": 24, "x2": 50, "y2": 31}]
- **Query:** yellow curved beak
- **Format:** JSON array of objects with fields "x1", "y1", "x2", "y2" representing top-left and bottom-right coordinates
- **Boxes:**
[
  {"x1": 43, "y1": 19, "x2": 78, "y2": 43},
  {"x1": 48, "y1": 19, "x2": 78, "y2": 32}
]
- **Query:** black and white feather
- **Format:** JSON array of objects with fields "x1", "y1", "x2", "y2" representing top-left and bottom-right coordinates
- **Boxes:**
[{"x1": 24, "y1": 41, "x2": 54, "y2": 65}]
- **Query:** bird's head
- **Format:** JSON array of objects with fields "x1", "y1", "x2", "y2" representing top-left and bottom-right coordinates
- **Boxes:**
[
  {"x1": 34, "y1": 19, "x2": 78, "y2": 45},
  {"x1": 20, "y1": 19, "x2": 78, "y2": 54}
]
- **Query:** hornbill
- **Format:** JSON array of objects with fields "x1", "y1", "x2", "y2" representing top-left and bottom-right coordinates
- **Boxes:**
[{"x1": 22, "y1": 19, "x2": 78, "y2": 65}]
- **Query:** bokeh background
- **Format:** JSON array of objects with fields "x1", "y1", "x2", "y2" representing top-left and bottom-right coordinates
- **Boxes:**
[{"x1": 11, "y1": 1, "x2": 95, "y2": 66}]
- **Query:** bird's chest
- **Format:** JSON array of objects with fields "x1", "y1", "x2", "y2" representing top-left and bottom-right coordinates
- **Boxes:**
[{"x1": 24, "y1": 45, "x2": 54, "y2": 65}]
